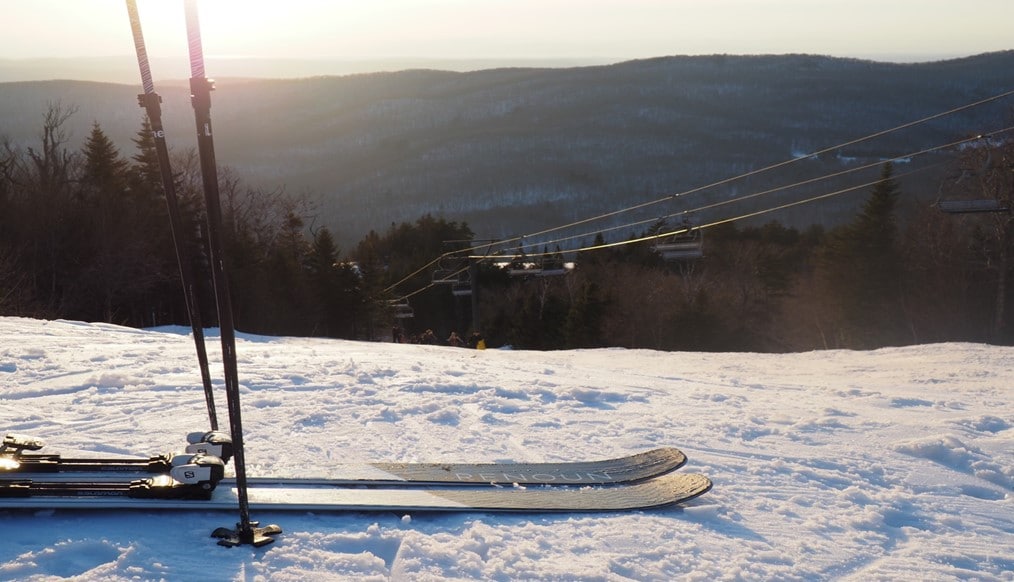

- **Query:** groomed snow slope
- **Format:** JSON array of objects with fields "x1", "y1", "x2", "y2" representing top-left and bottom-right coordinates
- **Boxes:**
[{"x1": 0, "y1": 317, "x2": 1011, "y2": 580}]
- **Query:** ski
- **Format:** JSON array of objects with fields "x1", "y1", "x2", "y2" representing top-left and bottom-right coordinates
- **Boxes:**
[
  {"x1": 3, "y1": 434, "x2": 687, "y2": 486},
  {"x1": 0, "y1": 473, "x2": 712, "y2": 513},
  {"x1": 9, "y1": 450, "x2": 688, "y2": 487}
]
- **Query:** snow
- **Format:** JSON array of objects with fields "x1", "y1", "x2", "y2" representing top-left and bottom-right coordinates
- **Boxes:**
[{"x1": 1, "y1": 316, "x2": 1011, "y2": 581}]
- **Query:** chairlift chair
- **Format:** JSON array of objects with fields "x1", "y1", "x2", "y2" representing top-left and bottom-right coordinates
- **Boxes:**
[
  {"x1": 450, "y1": 271, "x2": 472, "y2": 296},
  {"x1": 389, "y1": 300, "x2": 414, "y2": 319},
  {"x1": 431, "y1": 269, "x2": 458, "y2": 284},
  {"x1": 653, "y1": 229, "x2": 704, "y2": 261},
  {"x1": 535, "y1": 256, "x2": 570, "y2": 277},
  {"x1": 938, "y1": 199, "x2": 1010, "y2": 214},
  {"x1": 507, "y1": 252, "x2": 539, "y2": 277}
]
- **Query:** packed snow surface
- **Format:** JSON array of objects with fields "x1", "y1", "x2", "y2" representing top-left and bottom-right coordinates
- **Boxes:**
[{"x1": 0, "y1": 317, "x2": 1011, "y2": 581}]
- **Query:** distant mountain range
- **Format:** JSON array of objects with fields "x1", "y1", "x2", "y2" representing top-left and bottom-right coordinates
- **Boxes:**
[
  {"x1": 0, "y1": 56, "x2": 612, "y2": 85},
  {"x1": 2, "y1": 51, "x2": 1012, "y2": 250}
]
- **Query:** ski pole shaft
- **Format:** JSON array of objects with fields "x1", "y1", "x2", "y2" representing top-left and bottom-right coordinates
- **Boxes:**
[
  {"x1": 183, "y1": 0, "x2": 273, "y2": 545},
  {"x1": 125, "y1": 0, "x2": 219, "y2": 430}
]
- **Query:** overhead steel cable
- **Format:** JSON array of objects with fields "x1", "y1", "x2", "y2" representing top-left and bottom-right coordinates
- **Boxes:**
[
  {"x1": 570, "y1": 165, "x2": 936, "y2": 253},
  {"x1": 481, "y1": 88, "x2": 1014, "y2": 255},
  {"x1": 393, "y1": 122, "x2": 1011, "y2": 293},
  {"x1": 481, "y1": 125, "x2": 1014, "y2": 257},
  {"x1": 382, "y1": 89, "x2": 1014, "y2": 294},
  {"x1": 449, "y1": 125, "x2": 1014, "y2": 262}
]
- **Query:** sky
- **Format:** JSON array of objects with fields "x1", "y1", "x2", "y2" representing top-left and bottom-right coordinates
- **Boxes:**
[{"x1": 3, "y1": 0, "x2": 1012, "y2": 70}]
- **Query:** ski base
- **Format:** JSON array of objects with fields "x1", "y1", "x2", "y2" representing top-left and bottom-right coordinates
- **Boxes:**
[{"x1": 0, "y1": 473, "x2": 712, "y2": 513}]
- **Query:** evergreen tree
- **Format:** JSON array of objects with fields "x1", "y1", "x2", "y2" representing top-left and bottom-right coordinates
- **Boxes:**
[
  {"x1": 130, "y1": 117, "x2": 162, "y2": 186},
  {"x1": 126, "y1": 117, "x2": 191, "y2": 326},
  {"x1": 333, "y1": 260, "x2": 369, "y2": 339},
  {"x1": 261, "y1": 210, "x2": 313, "y2": 332},
  {"x1": 77, "y1": 122, "x2": 140, "y2": 321},
  {"x1": 82, "y1": 122, "x2": 130, "y2": 194},
  {"x1": 817, "y1": 162, "x2": 906, "y2": 347},
  {"x1": 306, "y1": 227, "x2": 342, "y2": 335}
]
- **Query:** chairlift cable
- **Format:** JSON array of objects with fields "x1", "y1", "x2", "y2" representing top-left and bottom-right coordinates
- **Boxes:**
[
  {"x1": 386, "y1": 94, "x2": 1014, "y2": 296},
  {"x1": 471, "y1": 88, "x2": 1014, "y2": 256},
  {"x1": 478, "y1": 124, "x2": 1014, "y2": 257},
  {"x1": 477, "y1": 127, "x2": 996, "y2": 259}
]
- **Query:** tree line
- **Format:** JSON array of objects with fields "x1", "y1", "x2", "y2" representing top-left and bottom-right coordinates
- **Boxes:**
[{"x1": 1, "y1": 106, "x2": 1011, "y2": 350}]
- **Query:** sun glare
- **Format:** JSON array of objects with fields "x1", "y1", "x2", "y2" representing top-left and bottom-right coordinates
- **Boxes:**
[{"x1": 131, "y1": 0, "x2": 285, "y2": 59}]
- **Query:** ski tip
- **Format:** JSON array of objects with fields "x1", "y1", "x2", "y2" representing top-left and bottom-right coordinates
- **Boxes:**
[
  {"x1": 631, "y1": 447, "x2": 688, "y2": 475},
  {"x1": 655, "y1": 472, "x2": 713, "y2": 506}
]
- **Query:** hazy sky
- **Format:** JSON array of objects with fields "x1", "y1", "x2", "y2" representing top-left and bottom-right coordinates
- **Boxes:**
[{"x1": 4, "y1": 0, "x2": 1012, "y2": 67}]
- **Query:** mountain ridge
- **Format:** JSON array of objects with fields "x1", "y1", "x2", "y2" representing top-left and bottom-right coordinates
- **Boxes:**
[{"x1": 2, "y1": 51, "x2": 1012, "y2": 248}]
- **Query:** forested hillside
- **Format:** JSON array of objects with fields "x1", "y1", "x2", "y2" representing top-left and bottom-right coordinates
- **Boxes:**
[
  {"x1": 2, "y1": 52, "x2": 1012, "y2": 247},
  {"x1": 1, "y1": 53, "x2": 1011, "y2": 349}
]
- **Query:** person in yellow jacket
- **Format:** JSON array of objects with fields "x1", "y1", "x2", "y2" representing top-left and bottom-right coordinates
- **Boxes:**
[{"x1": 468, "y1": 331, "x2": 486, "y2": 350}]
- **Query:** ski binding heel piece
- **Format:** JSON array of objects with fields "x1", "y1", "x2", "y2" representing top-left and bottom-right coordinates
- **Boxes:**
[{"x1": 185, "y1": 431, "x2": 233, "y2": 463}]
